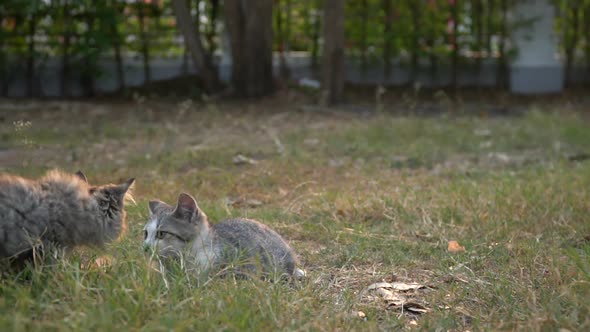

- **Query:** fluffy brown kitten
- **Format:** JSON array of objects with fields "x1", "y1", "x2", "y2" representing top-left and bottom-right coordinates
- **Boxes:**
[{"x1": 0, "y1": 170, "x2": 134, "y2": 266}]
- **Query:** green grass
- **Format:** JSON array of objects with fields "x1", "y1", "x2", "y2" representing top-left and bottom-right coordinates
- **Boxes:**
[{"x1": 0, "y1": 98, "x2": 589, "y2": 330}]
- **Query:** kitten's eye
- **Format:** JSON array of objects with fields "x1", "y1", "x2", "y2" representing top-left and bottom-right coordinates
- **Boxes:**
[{"x1": 156, "y1": 231, "x2": 165, "y2": 240}]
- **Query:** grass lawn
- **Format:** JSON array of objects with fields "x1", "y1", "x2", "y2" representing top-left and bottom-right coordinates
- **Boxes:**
[{"x1": 0, "y1": 95, "x2": 589, "y2": 331}]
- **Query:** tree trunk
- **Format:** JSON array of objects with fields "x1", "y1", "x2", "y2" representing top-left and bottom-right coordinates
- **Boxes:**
[
  {"x1": 206, "y1": 0, "x2": 219, "y2": 56},
  {"x1": 0, "y1": 13, "x2": 8, "y2": 97},
  {"x1": 382, "y1": 0, "x2": 393, "y2": 81},
  {"x1": 497, "y1": 0, "x2": 508, "y2": 89},
  {"x1": 421, "y1": 0, "x2": 437, "y2": 84},
  {"x1": 81, "y1": 11, "x2": 96, "y2": 97},
  {"x1": 0, "y1": 11, "x2": 5, "y2": 96},
  {"x1": 111, "y1": 19, "x2": 126, "y2": 91},
  {"x1": 285, "y1": 0, "x2": 292, "y2": 52},
  {"x1": 565, "y1": 4, "x2": 580, "y2": 88},
  {"x1": 409, "y1": 1, "x2": 420, "y2": 84},
  {"x1": 310, "y1": 0, "x2": 322, "y2": 75},
  {"x1": 1, "y1": 13, "x2": 17, "y2": 96},
  {"x1": 60, "y1": 2, "x2": 70, "y2": 97},
  {"x1": 486, "y1": 0, "x2": 495, "y2": 58},
  {"x1": 427, "y1": 38, "x2": 438, "y2": 85},
  {"x1": 321, "y1": 0, "x2": 345, "y2": 105},
  {"x1": 360, "y1": 0, "x2": 369, "y2": 76},
  {"x1": 450, "y1": 0, "x2": 460, "y2": 94},
  {"x1": 473, "y1": 0, "x2": 483, "y2": 84},
  {"x1": 224, "y1": 0, "x2": 274, "y2": 98},
  {"x1": 136, "y1": 1, "x2": 151, "y2": 83},
  {"x1": 172, "y1": 0, "x2": 222, "y2": 93},
  {"x1": 180, "y1": 0, "x2": 195, "y2": 74},
  {"x1": 26, "y1": 14, "x2": 36, "y2": 97},
  {"x1": 276, "y1": 0, "x2": 291, "y2": 80},
  {"x1": 284, "y1": 0, "x2": 292, "y2": 79},
  {"x1": 585, "y1": 4, "x2": 590, "y2": 80}
]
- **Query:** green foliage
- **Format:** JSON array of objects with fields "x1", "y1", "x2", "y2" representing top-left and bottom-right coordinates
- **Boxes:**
[{"x1": 1, "y1": 0, "x2": 589, "y2": 95}]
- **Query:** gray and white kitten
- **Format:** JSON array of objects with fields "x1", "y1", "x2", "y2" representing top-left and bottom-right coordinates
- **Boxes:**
[
  {"x1": 144, "y1": 193, "x2": 305, "y2": 280},
  {"x1": 0, "y1": 170, "x2": 134, "y2": 266}
]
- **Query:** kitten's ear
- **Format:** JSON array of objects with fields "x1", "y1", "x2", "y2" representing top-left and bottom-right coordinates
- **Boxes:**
[
  {"x1": 119, "y1": 178, "x2": 135, "y2": 193},
  {"x1": 107, "y1": 178, "x2": 136, "y2": 203},
  {"x1": 148, "y1": 200, "x2": 165, "y2": 215},
  {"x1": 75, "y1": 171, "x2": 88, "y2": 183},
  {"x1": 173, "y1": 193, "x2": 199, "y2": 222}
]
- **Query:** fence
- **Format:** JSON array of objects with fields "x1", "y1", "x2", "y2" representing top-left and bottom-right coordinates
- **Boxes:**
[{"x1": 1, "y1": 0, "x2": 589, "y2": 98}]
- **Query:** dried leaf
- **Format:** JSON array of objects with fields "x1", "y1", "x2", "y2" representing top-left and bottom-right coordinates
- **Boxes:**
[
  {"x1": 443, "y1": 275, "x2": 469, "y2": 284},
  {"x1": 448, "y1": 240, "x2": 466, "y2": 253},
  {"x1": 233, "y1": 154, "x2": 258, "y2": 165},
  {"x1": 402, "y1": 302, "x2": 430, "y2": 314},
  {"x1": 367, "y1": 281, "x2": 427, "y2": 292},
  {"x1": 375, "y1": 287, "x2": 406, "y2": 305},
  {"x1": 82, "y1": 255, "x2": 114, "y2": 270},
  {"x1": 384, "y1": 299, "x2": 431, "y2": 315},
  {"x1": 367, "y1": 282, "x2": 393, "y2": 291},
  {"x1": 225, "y1": 197, "x2": 264, "y2": 208},
  {"x1": 351, "y1": 310, "x2": 367, "y2": 321},
  {"x1": 366, "y1": 282, "x2": 431, "y2": 315},
  {"x1": 413, "y1": 230, "x2": 433, "y2": 240},
  {"x1": 245, "y1": 199, "x2": 263, "y2": 207},
  {"x1": 391, "y1": 282, "x2": 428, "y2": 291}
]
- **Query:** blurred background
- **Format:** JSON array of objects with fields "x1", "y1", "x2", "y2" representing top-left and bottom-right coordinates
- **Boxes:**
[
  {"x1": 0, "y1": 3, "x2": 589, "y2": 329},
  {"x1": 0, "y1": 0, "x2": 588, "y2": 101}
]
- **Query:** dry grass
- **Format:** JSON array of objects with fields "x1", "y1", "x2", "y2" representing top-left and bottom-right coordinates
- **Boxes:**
[{"x1": 0, "y1": 95, "x2": 589, "y2": 330}]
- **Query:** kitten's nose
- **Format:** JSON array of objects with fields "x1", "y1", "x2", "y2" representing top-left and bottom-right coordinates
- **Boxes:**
[{"x1": 142, "y1": 243, "x2": 152, "y2": 253}]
